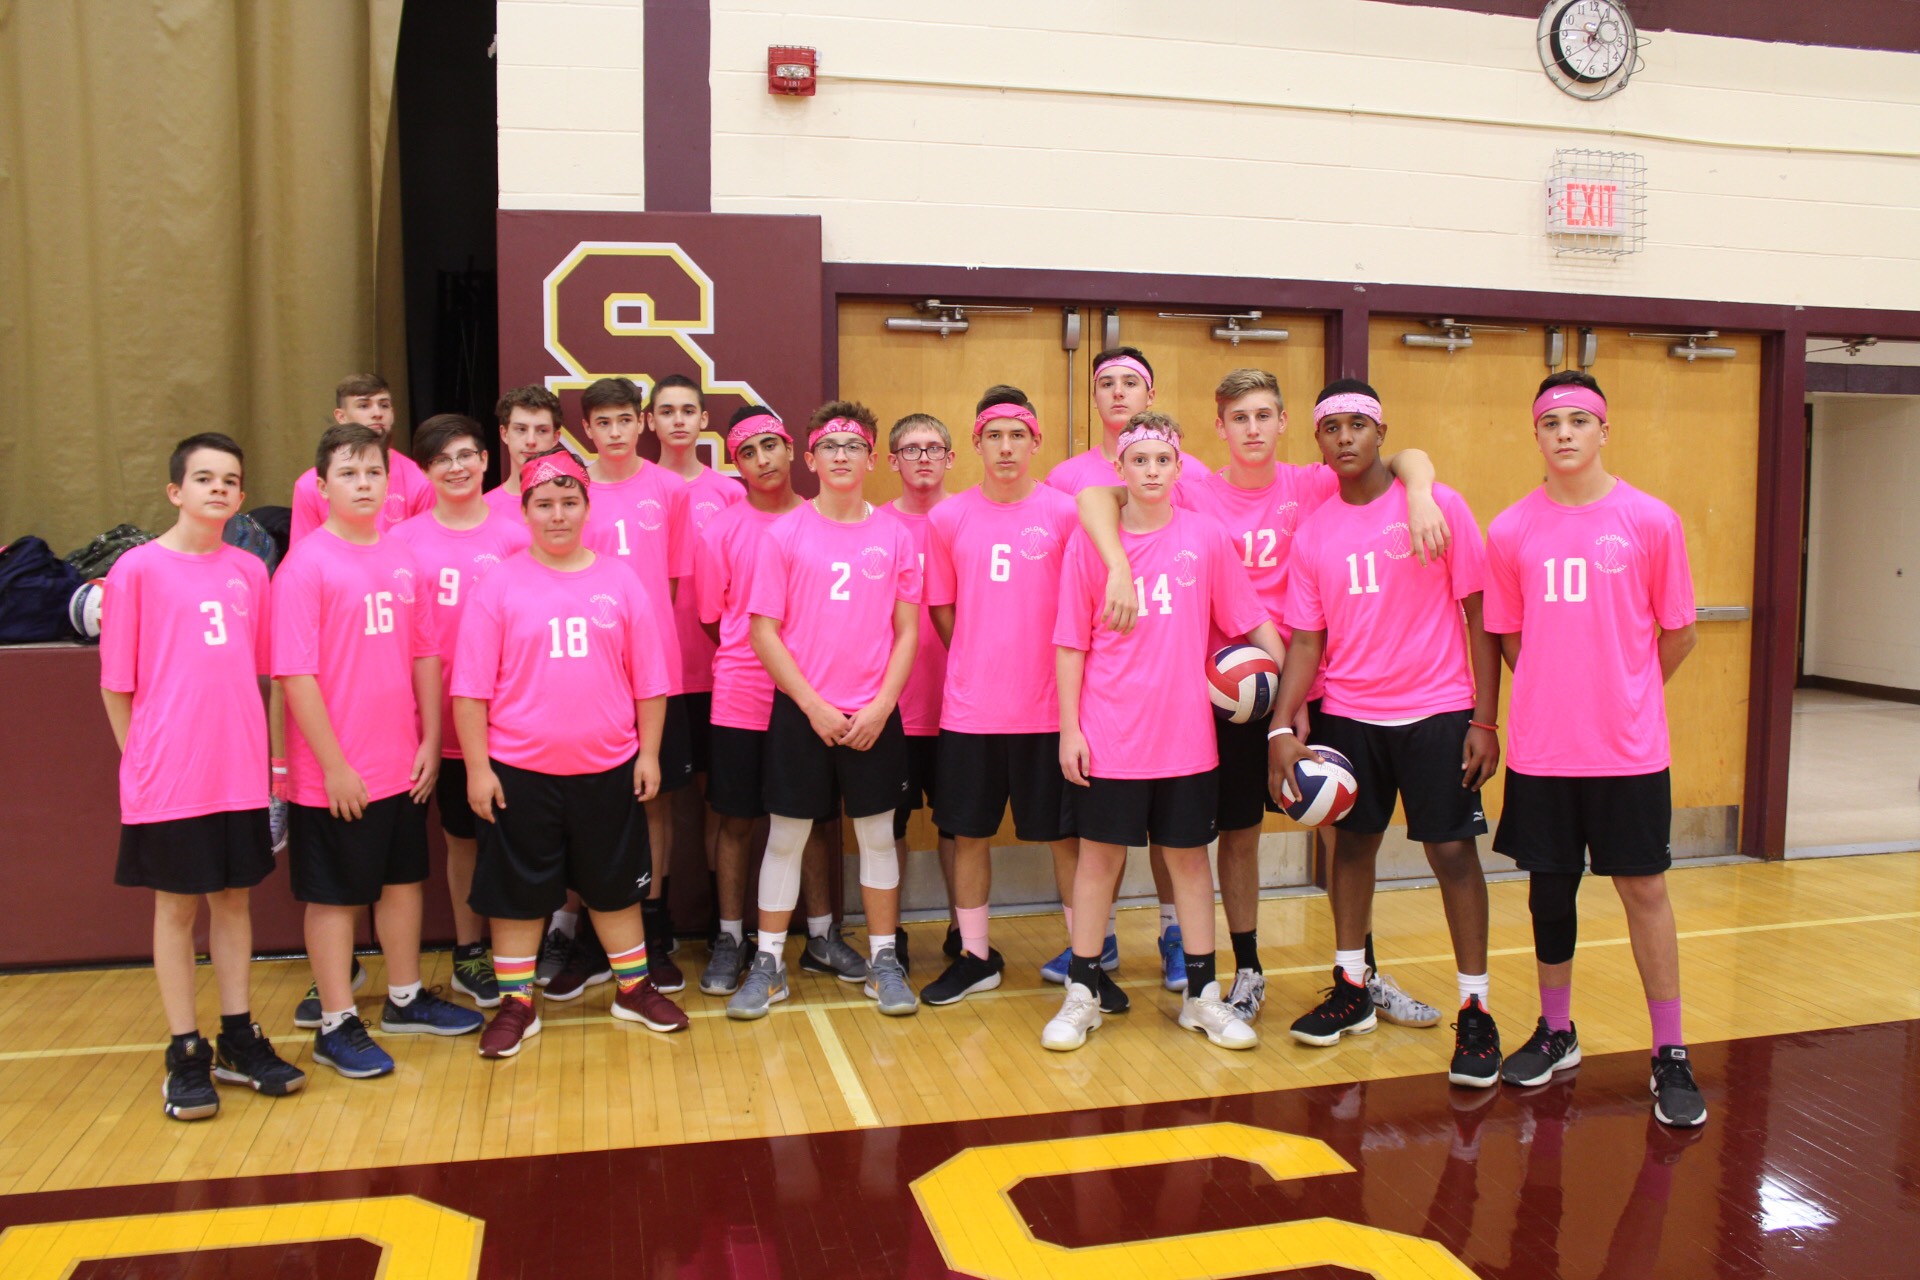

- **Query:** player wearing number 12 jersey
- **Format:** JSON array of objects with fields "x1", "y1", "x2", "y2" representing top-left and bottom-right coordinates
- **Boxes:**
[{"x1": 1482, "y1": 369, "x2": 1706, "y2": 1127}]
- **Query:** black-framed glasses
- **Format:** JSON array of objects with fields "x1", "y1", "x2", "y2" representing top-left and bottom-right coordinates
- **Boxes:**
[
  {"x1": 894, "y1": 445, "x2": 951, "y2": 462},
  {"x1": 814, "y1": 439, "x2": 872, "y2": 458}
]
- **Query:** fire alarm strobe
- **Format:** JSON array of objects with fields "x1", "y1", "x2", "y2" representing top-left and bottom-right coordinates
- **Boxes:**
[{"x1": 768, "y1": 46, "x2": 816, "y2": 96}]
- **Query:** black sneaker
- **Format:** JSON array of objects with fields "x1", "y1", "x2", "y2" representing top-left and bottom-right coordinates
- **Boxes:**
[
  {"x1": 293, "y1": 957, "x2": 368, "y2": 1029},
  {"x1": 1289, "y1": 968, "x2": 1377, "y2": 1047},
  {"x1": 1097, "y1": 969, "x2": 1130, "y2": 1015},
  {"x1": 1650, "y1": 1045, "x2": 1708, "y2": 1128},
  {"x1": 943, "y1": 925, "x2": 962, "y2": 960},
  {"x1": 213, "y1": 1022, "x2": 307, "y2": 1097},
  {"x1": 451, "y1": 943, "x2": 500, "y2": 1008},
  {"x1": 1501, "y1": 1018, "x2": 1581, "y2": 1087},
  {"x1": 923, "y1": 949, "x2": 1005, "y2": 1006},
  {"x1": 1448, "y1": 997, "x2": 1502, "y2": 1088},
  {"x1": 162, "y1": 1035, "x2": 219, "y2": 1122}
]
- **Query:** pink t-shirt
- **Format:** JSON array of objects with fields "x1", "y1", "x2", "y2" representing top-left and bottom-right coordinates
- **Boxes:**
[
  {"x1": 673, "y1": 467, "x2": 744, "y2": 694},
  {"x1": 925, "y1": 484, "x2": 1079, "y2": 735},
  {"x1": 1043, "y1": 445, "x2": 1208, "y2": 506},
  {"x1": 100, "y1": 542, "x2": 271, "y2": 823},
  {"x1": 698, "y1": 501, "x2": 784, "y2": 730},
  {"x1": 271, "y1": 528, "x2": 440, "y2": 808},
  {"x1": 1054, "y1": 509, "x2": 1267, "y2": 779},
  {"x1": 1484, "y1": 481, "x2": 1694, "y2": 776},
  {"x1": 390, "y1": 509, "x2": 533, "y2": 759},
  {"x1": 746, "y1": 502, "x2": 922, "y2": 716},
  {"x1": 289, "y1": 451, "x2": 432, "y2": 544},
  {"x1": 1286, "y1": 480, "x2": 1485, "y2": 723},
  {"x1": 890, "y1": 503, "x2": 948, "y2": 736},
  {"x1": 582, "y1": 462, "x2": 691, "y2": 694},
  {"x1": 483, "y1": 485, "x2": 526, "y2": 523},
  {"x1": 452, "y1": 552, "x2": 672, "y2": 775}
]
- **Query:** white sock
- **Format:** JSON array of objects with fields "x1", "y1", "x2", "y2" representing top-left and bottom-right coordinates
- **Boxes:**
[
  {"x1": 807, "y1": 914, "x2": 834, "y2": 940},
  {"x1": 1457, "y1": 971, "x2": 1490, "y2": 1011},
  {"x1": 1106, "y1": 906, "x2": 1118, "y2": 936},
  {"x1": 387, "y1": 980, "x2": 422, "y2": 1007},
  {"x1": 1335, "y1": 949, "x2": 1368, "y2": 987},
  {"x1": 870, "y1": 934, "x2": 893, "y2": 963},
  {"x1": 320, "y1": 1008, "x2": 354, "y2": 1034},
  {"x1": 720, "y1": 918, "x2": 744, "y2": 944},
  {"x1": 1159, "y1": 903, "x2": 1178, "y2": 933},
  {"x1": 552, "y1": 909, "x2": 579, "y2": 939},
  {"x1": 757, "y1": 931, "x2": 787, "y2": 963}
]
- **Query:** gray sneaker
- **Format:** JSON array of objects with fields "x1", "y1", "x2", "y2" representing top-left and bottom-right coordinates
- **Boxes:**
[
  {"x1": 700, "y1": 932, "x2": 748, "y2": 996},
  {"x1": 863, "y1": 946, "x2": 918, "y2": 1016},
  {"x1": 535, "y1": 927, "x2": 572, "y2": 986},
  {"x1": 726, "y1": 951, "x2": 789, "y2": 1021},
  {"x1": 800, "y1": 929, "x2": 869, "y2": 983}
]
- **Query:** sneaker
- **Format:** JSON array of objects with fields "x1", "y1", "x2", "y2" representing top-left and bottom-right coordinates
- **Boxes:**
[
  {"x1": 269, "y1": 796, "x2": 290, "y2": 855},
  {"x1": 863, "y1": 946, "x2": 919, "y2": 1016},
  {"x1": 313, "y1": 1014, "x2": 394, "y2": 1078},
  {"x1": 479, "y1": 998, "x2": 540, "y2": 1058},
  {"x1": 535, "y1": 926, "x2": 573, "y2": 986},
  {"x1": 943, "y1": 925, "x2": 962, "y2": 959},
  {"x1": 613, "y1": 978, "x2": 690, "y2": 1033},
  {"x1": 1158, "y1": 924, "x2": 1188, "y2": 992},
  {"x1": 213, "y1": 1022, "x2": 306, "y2": 1096},
  {"x1": 1227, "y1": 968, "x2": 1267, "y2": 1024},
  {"x1": 1041, "y1": 982, "x2": 1103, "y2": 1051},
  {"x1": 293, "y1": 958, "x2": 368, "y2": 1030},
  {"x1": 1501, "y1": 1019, "x2": 1582, "y2": 1087},
  {"x1": 1097, "y1": 970, "x2": 1131, "y2": 1015},
  {"x1": 162, "y1": 1036, "x2": 219, "y2": 1121},
  {"x1": 1039, "y1": 934, "x2": 1119, "y2": 984},
  {"x1": 1368, "y1": 969, "x2": 1441, "y2": 1028},
  {"x1": 1289, "y1": 968, "x2": 1378, "y2": 1047},
  {"x1": 799, "y1": 930, "x2": 869, "y2": 983},
  {"x1": 1179, "y1": 981, "x2": 1259, "y2": 1050},
  {"x1": 726, "y1": 951, "x2": 789, "y2": 1021},
  {"x1": 650, "y1": 947, "x2": 687, "y2": 995},
  {"x1": 923, "y1": 948, "x2": 1005, "y2": 1006},
  {"x1": 1448, "y1": 997, "x2": 1503, "y2": 1088},
  {"x1": 380, "y1": 988, "x2": 484, "y2": 1036},
  {"x1": 700, "y1": 932, "x2": 748, "y2": 996},
  {"x1": 451, "y1": 943, "x2": 500, "y2": 1008},
  {"x1": 544, "y1": 921, "x2": 611, "y2": 1002},
  {"x1": 1650, "y1": 1045, "x2": 1708, "y2": 1128}
]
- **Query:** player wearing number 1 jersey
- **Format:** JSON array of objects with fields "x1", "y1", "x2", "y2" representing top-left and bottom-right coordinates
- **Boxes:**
[{"x1": 1483, "y1": 370, "x2": 1706, "y2": 1127}]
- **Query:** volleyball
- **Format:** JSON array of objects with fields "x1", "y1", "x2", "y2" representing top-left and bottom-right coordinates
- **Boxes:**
[
  {"x1": 1279, "y1": 745, "x2": 1359, "y2": 828},
  {"x1": 1208, "y1": 643, "x2": 1281, "y2": 724},
  {"x1": 68, "y1": 578, "x2": 106, "y2": 640}
]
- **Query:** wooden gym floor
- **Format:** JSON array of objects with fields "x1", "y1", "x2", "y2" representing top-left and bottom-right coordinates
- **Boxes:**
[{"x1": 2, "y1": 852, "x2": 1919, "y2": 1276}]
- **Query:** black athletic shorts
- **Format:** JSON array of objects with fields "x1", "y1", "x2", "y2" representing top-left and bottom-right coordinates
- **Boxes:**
[
  {"x1": 116, "y1": 808, "x2": 274, "y2": 896},
  {"x1": 933, "y1": 730, "x2": 1074, "y2": 843},
  {"x1": 435, "y1": 758, "x2": 477, "y2": 840},
  {"x1": 1215, "y1": 709, "x2": 1282, "y2": 832},
  {"x1": 707, "y1": 724, "x2": 767, "y2": 819},
  {"x1": 288, "y1": 792, "x2": 430, "y2": 906},
  {"x1": 658, "y1": 695, "x2": 695, "y2": 794},
  {"x1": 1072, "y1": 772, "x2": 1217, "y2": 850},
  {"x1": 469, "y1": 755, "x2": 652, "y2": 919},
  {"x1": 895, "y1": 733, "x2": 951, "y2": 841},
  {"x1": 764, "y1": 692, "x2": 908, "y2": 822},
  {"x1": 1494, "y1": 767, "x2": 1673, "y2": 877},
  {"x1": 683, "y1": 691, "x2": 714, "y2": 775},
  {"x1": 1310, "y1": 708, "x2": 1487, "y2": 842}
]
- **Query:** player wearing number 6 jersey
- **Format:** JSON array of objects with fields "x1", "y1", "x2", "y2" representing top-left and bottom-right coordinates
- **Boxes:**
[
  {"x1": 1482, "y1": 370, "x2": 1706, "y2": 1127},
  {"x1": 274, "y1": 424, "x2": 483, "y2": 1081}
]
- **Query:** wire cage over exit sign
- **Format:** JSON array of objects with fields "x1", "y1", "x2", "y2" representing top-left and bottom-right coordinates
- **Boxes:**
[{"x1": 1547, "y1": 149, "x2": 1646, "y2": 257}]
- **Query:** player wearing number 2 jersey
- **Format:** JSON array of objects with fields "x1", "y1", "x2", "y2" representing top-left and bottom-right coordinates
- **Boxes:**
[{"x1": 1482, "y1": 369, "x2": 1706, "y2": 1128}]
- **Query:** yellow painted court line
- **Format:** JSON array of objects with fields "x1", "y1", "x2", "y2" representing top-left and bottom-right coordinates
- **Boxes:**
[
  {"x1": 5, "y1": 907, "x2": 1917, "y2": 1063},
  {"x1": 804, "y1": 1007, "x2": 881, "y2": 1128}
]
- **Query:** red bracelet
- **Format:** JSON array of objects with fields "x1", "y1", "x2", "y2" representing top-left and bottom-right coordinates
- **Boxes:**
[{"x1": 1469, "y1": 720, "x2": 1499, "y2": 733}]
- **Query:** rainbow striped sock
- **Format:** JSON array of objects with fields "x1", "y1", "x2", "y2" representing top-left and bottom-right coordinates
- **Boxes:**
[
  {"x1": 608, "y1": 941, "x2": 650, "y2": 992},
  {"x1": 495, "y1": 953, "x2": 537, "y2": 1006}
]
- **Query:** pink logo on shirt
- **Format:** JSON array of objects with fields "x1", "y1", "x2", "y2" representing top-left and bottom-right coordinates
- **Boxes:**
[
  {"x1": 384, "y1": 492, "x2": 407, "y2": 521},
  {"x1": 472, "y1": 551, "x2": 502, "y2": 575},
  {"x1": 634, "y1": 498, "x2": 665, "y2": 531},
  {"x1": 1383, "y1": 522, "x2": 1413, "y2": 560},
  {"x1": 1020, "y1": 526, "x2": 1053, "y2": 560},
  {"x1": 1274, "y1": 501, "x2": 1301, "y2": 536},
  {"x1": 1173, "y1": 548, "x2": 1198, "y2": 588},
  {"x1": 225, "y1": 576, "x2": 252, "y2": 616},
  {"x1": 860, "y1": 545, "x2": 891, "y2": 580},
  {"x1": 695, "y1": 500, "x2": 721, "y2": 527},
  {"x1": 392, "y1": 566, "x2": 416, "y2": 603},
  {"x1": 590, "y1": 592, "x2": 620, "y2": 629},
  {"x1": 1595, "y1": 533, "x2": 1630, "y2": 573}
]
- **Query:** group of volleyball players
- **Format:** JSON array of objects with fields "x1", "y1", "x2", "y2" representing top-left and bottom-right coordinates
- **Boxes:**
[{"x1": 103, "y1": 349, "x2": 1706, "y2": 1131}]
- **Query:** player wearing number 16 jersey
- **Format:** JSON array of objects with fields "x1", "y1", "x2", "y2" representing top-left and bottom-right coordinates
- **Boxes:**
[{"x1": 1482, "y1": 370, "x2": 1705, "y2": 1127}]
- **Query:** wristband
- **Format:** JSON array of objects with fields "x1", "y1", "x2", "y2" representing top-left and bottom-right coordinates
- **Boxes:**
[
  {"x1": 1266, "y1": 726, "x2": 1295, "y2": 740},
  {"x1": 1469, "y1": 720, "x2": 1499, "y2": 733}
]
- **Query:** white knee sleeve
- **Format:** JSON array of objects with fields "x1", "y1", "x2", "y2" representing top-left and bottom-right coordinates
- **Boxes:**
[
  {"x1": 853, "y1": 812, "x2": 900, "y2": 891},
  {"x1": 756, "y1": 815, "x2": 812, "y2": 913}
]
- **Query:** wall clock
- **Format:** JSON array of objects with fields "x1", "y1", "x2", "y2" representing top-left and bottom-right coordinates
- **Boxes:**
[{"x1": 1538, "y1": 0, "x2": 1640, "y2": 100}]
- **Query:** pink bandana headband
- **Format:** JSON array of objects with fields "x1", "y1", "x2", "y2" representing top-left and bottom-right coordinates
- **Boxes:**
[
  {"x1": 973, "y1": 402, "x2": 1040, "y2": 439},
  {"x1": 807, "y1": 416, "x2": 875, "y2": 451},
  {"x1": 726, "y1": 412, "x2": 790, "y2": 457},
  {"x1": 1313, "y1": 393, "x2": 1383, "y2": 425},
  {"x1": 1532, "y1": 386, "x2": 1608, "y2": 423},
  {"x1": 522, "y1": 450, "x2": 589, "y2": 494},
  {"x1": 1093, "y1": 354, "x2": 1153, "y2": 390},
  {"x1": 1116, "y1": 424, "x2": 1180, "y2": 459}
]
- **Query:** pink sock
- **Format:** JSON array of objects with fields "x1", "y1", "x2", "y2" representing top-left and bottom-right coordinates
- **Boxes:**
[
  {"x1": 1647, "y1": 996, "x2": 1684, "y2": 1050},
  {"x1": 956, "y1": 905, "x2": 991, "y2": 960},
  {"x1": 1540, "y1": 983, "x2": 1573, "y2": 1033}
]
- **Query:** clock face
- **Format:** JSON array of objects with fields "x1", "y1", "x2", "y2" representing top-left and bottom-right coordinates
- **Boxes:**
[{"x1": 1551, "y1": 0, "x2": 1631, "y2": 82}]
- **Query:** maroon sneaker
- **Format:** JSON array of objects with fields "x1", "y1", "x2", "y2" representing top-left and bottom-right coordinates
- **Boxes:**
[
  {"x1": 612, "y1": 978, "x2": 689, "y2": 1033},
  {"x1": 544, "y1": 919, "x2": 611, "y2": 1002},
  {"x1": 649, "y1": 947, "x2": 686, "y2": 994},
  {"x1": 479, "y1": 998, "x2": 540, "y2": 1058}
]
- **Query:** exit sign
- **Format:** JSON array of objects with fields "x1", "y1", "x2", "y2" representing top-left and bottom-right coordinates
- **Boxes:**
[{"x1": 1548, "y1": 177, "x2": 1625, "y2": 235}]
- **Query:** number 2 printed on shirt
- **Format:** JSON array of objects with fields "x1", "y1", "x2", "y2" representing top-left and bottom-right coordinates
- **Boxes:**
[{"x1": 829, "y1": 561, "x2": 852, "y2": 601}]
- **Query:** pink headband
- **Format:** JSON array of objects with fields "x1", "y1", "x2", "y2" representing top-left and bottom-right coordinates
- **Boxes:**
[
  {"x1": 973, "y1": 403, "x2": 1040, "y2": 439},
  {"x1": 522, "y1": 450, "x2": 589, "y2": 494},
  {"x1": 726, "y1": 412, "x2": 790, "y2": 456},
  {"x1": 1093, "y1": 355, "x2": 1153, "y2": 390},
  {"x1": 807, "y1": 416, "x2": 875, "y2": 451},
  {"x1": 1313, "y1": 393, "x2": 1383, "y2": 425},
  {"x1": 1532, "y1": 386, "x2": 1608, "y2": 423},
  {"x1": 1116, "y1": 425, "x2": 1181, "y2": 458}
]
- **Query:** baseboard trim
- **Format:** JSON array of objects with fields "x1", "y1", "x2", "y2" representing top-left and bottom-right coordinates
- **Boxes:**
[{"x1": 1797, "y1": 675, "x2": 1920, "y2": 706}]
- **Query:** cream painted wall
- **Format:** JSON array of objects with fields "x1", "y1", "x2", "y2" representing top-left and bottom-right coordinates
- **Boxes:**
[
  {"x1": 497, "y1": 0, "x2": 647, "y2": 210},
  {"x1": 1804, "y1": 396, "x2": 1920, "y2": 690}
]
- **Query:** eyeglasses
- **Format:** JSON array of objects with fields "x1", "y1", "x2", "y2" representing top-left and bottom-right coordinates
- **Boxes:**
[
  {"x1": 894, "y1": 445, "x2": 951, "y2": 462},
  {"x1": 429, "y1": 449, "x2": 484, "y2": 470},
  {"x1": 814, "y1": 439, "x2": 871, "y2": 458}
]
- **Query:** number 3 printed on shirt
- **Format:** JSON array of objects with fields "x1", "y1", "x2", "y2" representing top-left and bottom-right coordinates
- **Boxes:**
[
  {"x1": 829, "y1": 561, "x2": 852, "y2": 601},
  {"x1": 199, "y1": 601, "x2": 228, "y2": 646}
]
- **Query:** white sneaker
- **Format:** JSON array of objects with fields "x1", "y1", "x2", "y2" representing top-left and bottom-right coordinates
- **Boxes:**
[
  {"x1": 1180, "y1": 981, "x2": 1259, "y2": 1049},
  {"x1": 1227, "y1": 968, "x2": 1266, "y2": 1023},
  {"x1": 1367, "y1": 969, "x2": 1441, "y2": 1028},
  {"x1": 1041, "y1": 982, "x2": 1103, "y2": 1051}
]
